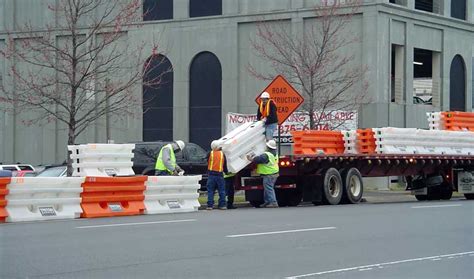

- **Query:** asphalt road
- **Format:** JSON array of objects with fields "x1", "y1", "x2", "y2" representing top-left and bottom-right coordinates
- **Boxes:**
[{"x1": 1, "y1": 198, "x2": 473, "y2": 279}]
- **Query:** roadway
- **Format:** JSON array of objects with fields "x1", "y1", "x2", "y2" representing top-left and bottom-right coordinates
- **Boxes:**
[{"x1": 1, "y1": 198, "x2": 473, "y2": 278}]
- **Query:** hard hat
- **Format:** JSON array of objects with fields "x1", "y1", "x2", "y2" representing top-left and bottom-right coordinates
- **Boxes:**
[
  {"x1": 260, "y1": 92, "x2": 270, "y2": 99},
  {"x1": 175, "y1": 140, "x2": 185, "y2": 151},
  {"x1": 266, "y1": 139, "x2": 277, "y2": 150},
  {"x1": 210, "y1": 140, "x2": 219, "y2": 150}
]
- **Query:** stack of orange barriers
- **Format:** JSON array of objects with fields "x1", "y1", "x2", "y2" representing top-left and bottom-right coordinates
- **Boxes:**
[
  {"x1": 292, "y1": 130, "x2": 345, "y2": 155},
  {"x1": 356, "y1": 129, "x2": 376, "y2": 154},
  {"x1": 81, "y1": 176, "x2": 147, "y2": 218},
  {"x1": 442, "y1": 112, "x2": 474, "y2": 131},
  {"x1": 0, "y1": 178, "x2": 10, "y2": 223}
]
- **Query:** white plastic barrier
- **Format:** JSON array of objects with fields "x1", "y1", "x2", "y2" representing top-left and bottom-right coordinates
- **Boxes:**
[
  {"x1": 342, "y1": 130, "x2": 358, "y2": 154},
  {"x1": 144, "y1": 175, "x2": 201, "y2": 214},
  {"x1": 6, "y1": 177, "x2": 84, "y2": 222},
  {"x1": 214, "y1": 121, "x2": 267, "y2": 173},
  {"x1": 374, "y1": 128, "x2": 418, "y2": 154},
  {"x1": 373, "y1": 128, "x2": 474, "y2": 155},
  {"x1": 68, "y1": 144, "x2": 135, "y2": 176},
  {"x1": 427, "y1": 112, "x2": 443, "y2": 130}
]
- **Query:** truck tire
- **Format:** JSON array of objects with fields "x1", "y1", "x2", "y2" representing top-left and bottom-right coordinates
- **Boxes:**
[
  {"x1": 341, "y1": 168, "x2": 364, "y2": 204},
  {"x1": 287, "y1": 189, "x2": 302, "y2": 206},
  {"x1": 440, "y1": 183, "x2": 453, "y2": 200},
  {"x1": 276, "y1": 189, "x2": 289, "y2": 207},
  {"x1": 322, "y1": 168, "x2": 343, "y2": 205},
  {"x1": 464, "y1": 194, "x2": 474, "y2": 200},
  {"x1": 415, "y1": 194, "x2": 427, "y2": 201},
  {"x1": 426, "y1": 186, "x2": 441, "y2": 200}
]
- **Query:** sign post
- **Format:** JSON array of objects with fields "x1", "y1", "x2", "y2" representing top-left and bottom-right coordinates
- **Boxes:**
[{"x1": 255, "y1": 75, "x2": 304, "y2": 153}]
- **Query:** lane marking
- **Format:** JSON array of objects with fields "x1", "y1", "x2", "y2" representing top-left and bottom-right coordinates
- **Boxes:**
[
  {"x1": 226, "y1": 227, "x2": 336, "y2": 238},
  {"x1": 76, "y1": 219, "x2": 196, "y2": 229},
  {"x1": 286, "y1": 251, "x2": 474, "y2": 278},
  {"x1": 411, "y1": 204, "x2": 462, "y2": 209}
]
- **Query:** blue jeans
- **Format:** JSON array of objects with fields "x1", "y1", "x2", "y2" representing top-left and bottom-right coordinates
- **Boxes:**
[
  {"x1": 207, "y1": 175, "x2": 226, "y2": 208},
  {"x1": 263, "y1": 174, "x2": 278, "y2": 204},
  {"x1": 265, "y1": 123, "x2": 277, "y2": 141}
]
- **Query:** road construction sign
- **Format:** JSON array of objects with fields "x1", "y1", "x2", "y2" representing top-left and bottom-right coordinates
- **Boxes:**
[{"x1": 255, "y1": 75, "x2": 304, "y2": 125}]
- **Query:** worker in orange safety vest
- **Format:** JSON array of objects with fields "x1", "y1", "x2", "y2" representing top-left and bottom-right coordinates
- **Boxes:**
[{"x1": 205, "y1": 140, "x2": 228, "y2": 210}]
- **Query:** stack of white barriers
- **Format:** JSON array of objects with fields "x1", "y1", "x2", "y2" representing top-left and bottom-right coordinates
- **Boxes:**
[
  {"x1": 68, "y1": 144, "x2": 135, "y2": 176},
  {"x1": 373, "y1": 128, "x2": 474, "y2": 155},
  {"x1": 213, "y1": 120, "x2": 267, "y2": 173}
]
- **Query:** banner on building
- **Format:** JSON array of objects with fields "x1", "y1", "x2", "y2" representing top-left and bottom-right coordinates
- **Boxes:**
[{"x1": 226, "y1": 111, "x2": 357, "y2": 145}]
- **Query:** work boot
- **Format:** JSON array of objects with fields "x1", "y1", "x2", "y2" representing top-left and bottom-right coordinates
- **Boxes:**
[{"x1": 264, "y1": 203, "x2": 279, "y2": 208}]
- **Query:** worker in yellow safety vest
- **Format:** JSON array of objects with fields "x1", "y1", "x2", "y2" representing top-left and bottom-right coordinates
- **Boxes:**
[
  {"x1": 206, "y1": 141, "x2": 228, "y2": 210},
  {"x1": 155, "y1": 140, "x2": 185, "y2": 176},
  {"x1": 247, "y1": 139, "x2": 279, "y2": 208}
]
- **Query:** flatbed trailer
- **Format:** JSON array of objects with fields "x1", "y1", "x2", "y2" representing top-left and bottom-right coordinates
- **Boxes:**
[{"x1": 235, "y1": 154, "x2": 474, "y2": 207}]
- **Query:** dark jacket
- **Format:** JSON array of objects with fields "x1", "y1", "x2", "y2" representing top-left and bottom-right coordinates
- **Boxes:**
[
  {"x1": 252, "y1": 150, "x2": 277, "y2": 165},
  {"x1": 257, "y1": 100, "x2": 278, "y2": 125},
  {"x1": 206, "y1": 150, "x2": 228, "y2": 177}
]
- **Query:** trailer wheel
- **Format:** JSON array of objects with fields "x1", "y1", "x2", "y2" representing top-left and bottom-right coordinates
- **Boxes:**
[
  {"x1": 415, "y1": 195, "x2": 427, "y2": 201},
  {"x1": 341, "y1": 168, "x2": 364, "y2": 204},
  {"x1": 464, "y1": 194, "x2": 474, "y2": 200},
  {"x1": 426, "y1": 186, "x2": 441, "y2": 200},
  {"x1": 287, "y1": 190, "x2": 302, "y2": 206},
  {"x1": 276, "y1": 189, "x2": 288, "y2": 207},
  {"x1": 440, "y1": 183, "x2": 453, "y2": 200},
  {"x1": 322, "y1": 168, "x2": 343, "y2": 205}
]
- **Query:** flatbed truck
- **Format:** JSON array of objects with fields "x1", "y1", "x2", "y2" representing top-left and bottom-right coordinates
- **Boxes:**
[{"x1": 236, "y1": 154, "x2": 474, "y2": 207}]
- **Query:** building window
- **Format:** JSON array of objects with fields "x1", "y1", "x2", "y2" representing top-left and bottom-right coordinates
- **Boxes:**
[
  {"x1": 389, "y1": 0, "x2": 407, "y2": 5},
  {"x1": 143, "y1": 0, "x2": 173, "y2": 21},
  {"x1": 415, "y1": 0, "x2": 434, "y2": 13},
  {"x1": 189, "y1": 52, "x2": 222, "y2": 150},
  {"x1": 143, "y1": 55, "x2": 174, "y2": 141},
  {"x1": 449, "y1": 55, "x2": 466, "y2": 111},
  {"x1": 451, "y1": 0, "x2": 466, "y2": 20},
  {"x1": 189, "y1": 0, "x2": 222, "y2": 18}
]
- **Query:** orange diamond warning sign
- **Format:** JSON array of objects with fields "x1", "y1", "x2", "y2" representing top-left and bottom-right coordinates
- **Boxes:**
[{"x1": 255, "y1": 75, "x2": 304, "y2": 125}]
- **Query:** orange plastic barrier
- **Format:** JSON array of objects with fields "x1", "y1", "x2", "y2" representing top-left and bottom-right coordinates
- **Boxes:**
[
  {"x1": 0, "y1": 178, "x2": 11, "y2": 223},
  {"x1": 441, "y1": 112, "x2": 474, "y2": 131},
  {"x1": 356, "y1": 129, "x2": 376, "y2": 154},
  {"x1": 292, "y1": 130, "x2": 344, "y2": 155},
  {"x1": 81, "y1": 176, "x2": 147, "y2": 218}
]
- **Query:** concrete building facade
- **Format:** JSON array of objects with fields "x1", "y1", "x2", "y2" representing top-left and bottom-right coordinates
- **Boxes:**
[{"x1": 1, "y1": 0, "x2": 473, "y2": 165}]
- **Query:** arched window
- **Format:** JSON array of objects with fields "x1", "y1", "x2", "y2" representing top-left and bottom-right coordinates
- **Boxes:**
[
  {"x1": 143, "y1": 55, "x2": 174, "y2": 141},
  {"x1": 189, "y1": 52, "x2": 222, "y2": 150},
  {"x1": 143, "y1": 0, "x2": 173, "y2": 21},
  {"x1": 189, "y1": 0, "x2": 222, "y2": 18},
  {"x1": 449, "y1": 55, "x2": 466, "y2": 111},
  {"x1": 451, "y1": 0, "x2": 466, "y2": 20}
]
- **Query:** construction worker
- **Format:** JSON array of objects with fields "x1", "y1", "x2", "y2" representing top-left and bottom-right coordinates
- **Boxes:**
[
  {"x1": 224, "y1": 172, "x2": 236, "y2": 209},
  {"x1": 155, "y1": 140, "x2": 185, "y2": 176},
  {"x1": 247, "y1": 139, "x2": 279, "y2": 208},
  {"x1": 206, "y1": 140, "x2": 228, "y2": 210},
  {"x1": 257, "y1": 91, "x2": 278, "y2": 141}
]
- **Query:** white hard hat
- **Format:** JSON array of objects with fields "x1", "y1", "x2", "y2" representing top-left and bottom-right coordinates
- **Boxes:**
[
  {"x1": 210, "y1": 140, "x2": 219, "y2": 150},
  {"x1": 261, "y1": 91, "x2": 270, "y2": 99},
  {"x1": 266, "y1": 140, "x2": 277, "y2": 150},
  {"x1": 175, "y1": 140, "x2": 185, "y2": 151}
]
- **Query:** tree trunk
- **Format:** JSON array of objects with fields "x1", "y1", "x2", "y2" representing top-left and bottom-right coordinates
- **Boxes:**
[{"x1": 66, "y1": 125, "x2": 76, "y2": 177}]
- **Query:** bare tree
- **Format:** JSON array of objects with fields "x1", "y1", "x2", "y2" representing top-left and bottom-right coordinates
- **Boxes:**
[
  {"x1": 0, "y1": 0, "x2": 168, "y2": 174},
  {"x1": 249, "y1": 0, "x2": 369, "y2": 129}
]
